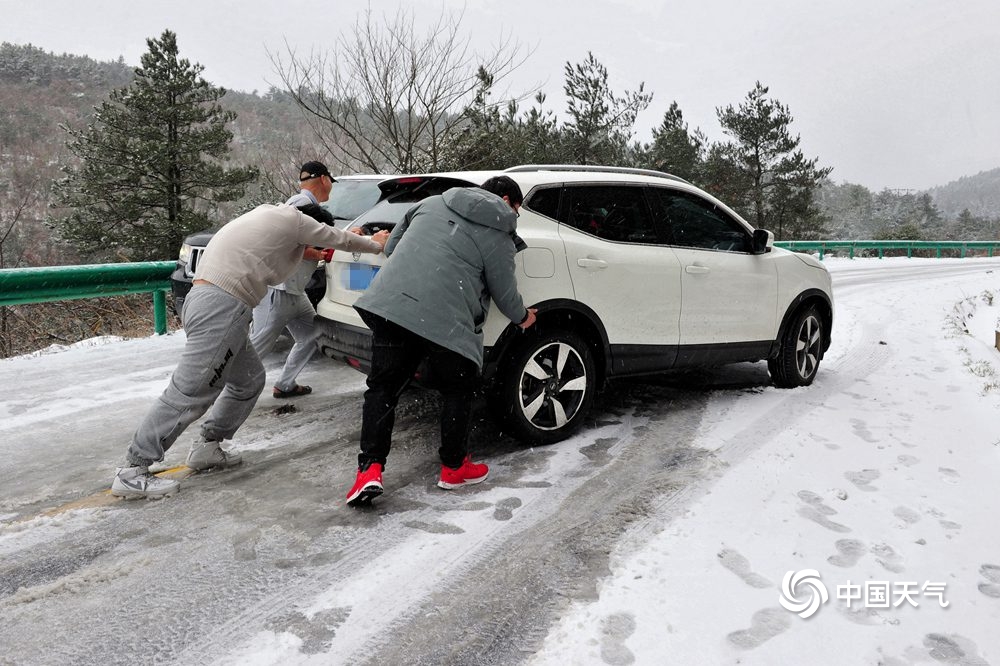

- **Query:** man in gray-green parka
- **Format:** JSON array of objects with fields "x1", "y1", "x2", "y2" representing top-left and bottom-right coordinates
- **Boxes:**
[{"x1": 346, "y1": 175, "x2": 537, "y2": 506}]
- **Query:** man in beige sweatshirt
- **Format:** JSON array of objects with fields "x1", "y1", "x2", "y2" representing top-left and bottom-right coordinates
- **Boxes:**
[{"x1": 111, "y1": 203, "x2": 388, "y2": 499}]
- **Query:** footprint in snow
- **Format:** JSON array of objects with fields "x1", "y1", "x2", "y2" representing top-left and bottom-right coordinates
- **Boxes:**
[
  {"x1": 978, "y1": 564, "x2": 1000, "y2": 598},
  {"x1": 845, "y1": 469, "x2": 880, "y2": 492},
  {"x1": 923, "y1": 633, "x2": 990, "y2": 665},
  {"x1": 893, "y1": 506, "x2": 921, "y2": 527},
  {"x1": 717, "y1": 548, "x2": 771, "y2": 588},
  {"x1": 599, "y1": 612, "x2": 637, "y2": 666},
  {"x1": 938, "y1": 467, "x2": 961, "y2": 485},
  {"x1": 403, "y1": 520, "x2": 464, "y2": 534},
  {"x1": 870, "y1": 542, "x2": 906, "y2": 573},
  {"x1": 796, "y1": 490, "x2": 851, "y2": 532},
  {"x1": 939, "y1": 519, "x2": 962, "y2": 532},
  {"x1": 828, "y1": 539, "x2": 866, "y2": 568},
  {"x1": 850, "y1": 418, "x2": 878, "y2": 443},
  {"x1": 798, "y1": 507, "x2": 851, "y2": 533},
  {"x1": 493, "y1": 497, "x2": 522, "y2": 521},
  {"x1": 726, "y1": 608, "x2": 790, "y2": 650},
  {"x1": 797, "y1": 490, "x2": 837, "y2": 516}
]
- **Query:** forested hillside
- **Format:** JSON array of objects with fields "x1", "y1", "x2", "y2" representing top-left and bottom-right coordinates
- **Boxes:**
[
  {"x1": 929, "y1": 168, "x2": 1000, "y2": 219},
  {"x1": 1, "y1": 43, "x2": 323, "y2": 268}
]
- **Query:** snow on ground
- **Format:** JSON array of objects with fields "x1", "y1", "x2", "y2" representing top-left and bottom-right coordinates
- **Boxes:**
[
  {"x1": 3, "y1": 256, "x2": 1000, "y2": 665},
  {"x1": 530, "y1": 257, "x2": 1000, "y2": 665}
]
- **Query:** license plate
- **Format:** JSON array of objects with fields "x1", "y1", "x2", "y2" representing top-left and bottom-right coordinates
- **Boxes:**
[{"x1": 346, "y1": 263, "x2": 379, "y2": 290}]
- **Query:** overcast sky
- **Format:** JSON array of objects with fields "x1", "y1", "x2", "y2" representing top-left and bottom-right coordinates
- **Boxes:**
[{"x1": 3, "y1": 0, "x2": 999, "y2": 191}]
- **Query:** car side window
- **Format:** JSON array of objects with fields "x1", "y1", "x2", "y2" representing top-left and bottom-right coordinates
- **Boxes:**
[
  {"x1": 561, "y1": 185, "x2": 658, "y2": 244},
  {"x1": 524, "y1": 186, "x2": 561, "y2": 220},
  {"x1": 649, "y1": 188, "x2": 751, "y2": 252}
]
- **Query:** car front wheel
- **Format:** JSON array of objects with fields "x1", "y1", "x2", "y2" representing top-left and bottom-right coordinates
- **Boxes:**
[
  {"x1": 491, "y1": 330, "x2": 596, "y2": 444},
  {"x1": 768, "y1": 304, "x2": 824, "y2": 387}
]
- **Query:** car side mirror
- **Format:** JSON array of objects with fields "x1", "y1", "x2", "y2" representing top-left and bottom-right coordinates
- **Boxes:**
[{"x1": 752, "y1": 229, "x2": 774, "y2": 254}]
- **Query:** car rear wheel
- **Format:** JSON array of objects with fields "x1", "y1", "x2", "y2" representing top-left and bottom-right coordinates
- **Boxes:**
[
  {"x1": 768, "y1": 304, "x2": 824, "y2": 387},
  {"x1": 490, "y1": 330, "x2": 596, "y2": 444}
]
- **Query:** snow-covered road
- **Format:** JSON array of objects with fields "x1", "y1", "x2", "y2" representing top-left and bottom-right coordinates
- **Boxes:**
[{"x1": 2, "y1": 257, "x2": 1000, "y2": 665}]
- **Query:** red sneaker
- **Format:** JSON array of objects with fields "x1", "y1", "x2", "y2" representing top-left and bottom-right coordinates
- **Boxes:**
[
  {"x1": 437, "y1": 456, "x2": 489, "y2": 490},
  {"x1": 346, "y1": 463, "x2": 384, "y2": 506}
]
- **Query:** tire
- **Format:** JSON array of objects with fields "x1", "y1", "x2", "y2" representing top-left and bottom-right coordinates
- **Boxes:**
[
  {"x1": 490, "y1": 329, "x2": 596, "y2": 444},
  {"x1": 768, "y1": 305, "x2": 824, "y2": 388}
]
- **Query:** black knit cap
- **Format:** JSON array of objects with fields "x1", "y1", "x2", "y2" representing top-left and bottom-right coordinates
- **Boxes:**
[
  {"x1": 299, "y1": 161, "x2": 335, "y2": 182},
  {"x1": 296, "y1": 203, "x2": 334, "y2": 226}
]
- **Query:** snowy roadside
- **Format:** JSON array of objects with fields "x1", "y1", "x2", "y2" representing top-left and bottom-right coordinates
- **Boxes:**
[{"x1": 529, "y1": 257, "x2": 1000, "y2": 665}]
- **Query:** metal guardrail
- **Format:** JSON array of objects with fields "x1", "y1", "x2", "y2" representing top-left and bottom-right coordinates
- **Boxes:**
[
  {"x1": 0, "y1": 261, "x2": 175, "y2": 335},
  {"x1": 774, "y1": 240, "x2": 1000, "y2": 260},
  {"x1": 0, "y1": 241, "x2": 997, "y2": 337}
]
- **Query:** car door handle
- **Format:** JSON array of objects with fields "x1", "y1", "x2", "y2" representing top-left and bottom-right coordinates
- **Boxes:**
[
  {"x1": 685, "y1": 264, "x2": 710, "y2": 274},
  {"x1": 577, "y1": 258, "x2": 608, "y2": 269}
]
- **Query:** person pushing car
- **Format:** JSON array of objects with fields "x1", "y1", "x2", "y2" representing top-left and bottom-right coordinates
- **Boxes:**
[
  {"x1": 111, "y1": 203, "x2": 389, "y2": 499},
  {"x1": 346, "y1": 175, "x2": 537, "y2": 507}
]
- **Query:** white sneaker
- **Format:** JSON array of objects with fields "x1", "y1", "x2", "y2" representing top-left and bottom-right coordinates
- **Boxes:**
[
  {"x1": 185, "y1": 440, "x2": 243, "y2": 471},
  {"x1": 111, "y1": 466, "x2": 179, "y2": 499}
]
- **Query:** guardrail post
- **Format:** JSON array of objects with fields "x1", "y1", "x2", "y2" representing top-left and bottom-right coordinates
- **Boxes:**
[{"x1": 153, "y1": 290, "x2": 168, "y2": 335}]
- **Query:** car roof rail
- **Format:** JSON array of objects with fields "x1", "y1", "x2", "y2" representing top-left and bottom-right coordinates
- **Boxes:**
[{"x1": 504, "y1": 164, "x2": 690, "y2": 184}]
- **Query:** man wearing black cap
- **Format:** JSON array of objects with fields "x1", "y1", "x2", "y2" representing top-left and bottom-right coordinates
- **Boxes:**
[
  {"x1": 295, "y1": 161, "x2": 336, "y2": 201},
  {"x1": 250, "y1": 161, "x2": 338, "y2": 399}
]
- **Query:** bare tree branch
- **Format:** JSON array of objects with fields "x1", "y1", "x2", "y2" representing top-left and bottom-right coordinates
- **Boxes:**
[{"x1": 268, "y1": 6, "x2": 533, "y2": 174}]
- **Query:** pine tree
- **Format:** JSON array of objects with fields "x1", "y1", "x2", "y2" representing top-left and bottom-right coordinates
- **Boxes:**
[
  {"x1": 440, "y1": 67, "x2": 565, "y2": 171},
  {"x1": 563, "y1": 52, "x2": 651, "y2": 165},
  {"x1": 53, "y1": 30, "x2": 255, "y2": 261},
  {"x1": 638, "y1": 101, "x2": 706, "y2": 182},
  {"x1": 709, "y1": 82, "x2": 831, "y2": 238}
]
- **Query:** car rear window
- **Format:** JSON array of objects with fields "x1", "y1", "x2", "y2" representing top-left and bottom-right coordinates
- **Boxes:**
[
  {"x1": 325, "y1": 180, "x2": 383, "y2": 221},
  {"x1": 350, "y1": 177, "x2": 477, "y2": 229}
]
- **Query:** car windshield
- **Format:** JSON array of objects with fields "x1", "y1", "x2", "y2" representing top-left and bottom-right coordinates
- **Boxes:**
[{"x1": 324, "y1": 179, "x2": 383, "y2": 221}]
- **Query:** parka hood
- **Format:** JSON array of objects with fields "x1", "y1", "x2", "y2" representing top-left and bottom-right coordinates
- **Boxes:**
[{"x1": 442, "y1": 187, "x2": 526, "y2": 251}]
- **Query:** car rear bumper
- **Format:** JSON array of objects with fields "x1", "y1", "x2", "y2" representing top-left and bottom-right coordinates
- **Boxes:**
[{"x1": 315, "y1": 315, "x2": 373, "y2": 374}]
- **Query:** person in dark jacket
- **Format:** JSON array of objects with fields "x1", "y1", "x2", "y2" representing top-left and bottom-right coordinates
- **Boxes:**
[{"x1": 346, "y1": 175, "x2": 537, "y2": 506}]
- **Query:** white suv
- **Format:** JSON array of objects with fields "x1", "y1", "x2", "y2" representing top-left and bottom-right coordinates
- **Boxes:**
[{"x1": 315, "y1": 165, "x2": 833, "y2": 443}]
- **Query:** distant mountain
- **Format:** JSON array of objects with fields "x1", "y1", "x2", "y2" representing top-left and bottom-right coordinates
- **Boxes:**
[{"x1": 928, "y1": 168, "x2": 1000, "y2": 219}]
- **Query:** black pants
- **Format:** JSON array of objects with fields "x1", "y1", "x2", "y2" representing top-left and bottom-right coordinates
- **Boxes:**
[{"x1": 358, "y1": 314, "x2": 480, "y2": 470}]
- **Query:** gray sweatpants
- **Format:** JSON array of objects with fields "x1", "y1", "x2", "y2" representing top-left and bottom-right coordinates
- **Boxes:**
[
  {"x1": 249, "y1": 287, "x2": 318, "y2": 392},
  {"x1": 127, "y1": 285, "x2": 266, "y2": 465}
]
